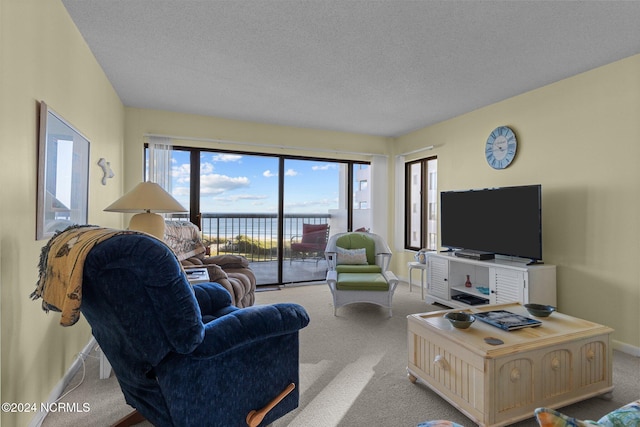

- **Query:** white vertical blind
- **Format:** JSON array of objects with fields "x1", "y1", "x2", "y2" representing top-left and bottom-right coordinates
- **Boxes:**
[{"x1": 148, "y1": 136, "x2": 173, "y2": 191}]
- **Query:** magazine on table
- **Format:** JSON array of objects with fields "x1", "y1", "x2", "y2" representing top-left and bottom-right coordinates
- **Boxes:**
[{"x1": 475, "y1": 310, "x2": 542, "y2": 331}]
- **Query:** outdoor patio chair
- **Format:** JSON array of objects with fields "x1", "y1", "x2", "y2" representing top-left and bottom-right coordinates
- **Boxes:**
[{"x1": 290, "y1": 223, "x2": 330, "y2": 265}]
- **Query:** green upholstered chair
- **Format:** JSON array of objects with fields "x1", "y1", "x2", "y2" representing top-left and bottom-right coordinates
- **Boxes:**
[{"x1": 324, "y1": 232, "x2": 398, "y2": 316}]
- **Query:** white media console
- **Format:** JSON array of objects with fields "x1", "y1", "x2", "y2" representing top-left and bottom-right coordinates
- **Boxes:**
[{"x1": 426, "y1": 252, "x2": 556, "y2": 308}]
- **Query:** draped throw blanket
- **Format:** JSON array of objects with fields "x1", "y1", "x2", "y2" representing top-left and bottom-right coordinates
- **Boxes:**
[
  {"x1": 164, "y1": 221, "x2": 206, "y2": 261},
  {"x1": 30, "y1": 225, "x2": 144, "y2": 326}
]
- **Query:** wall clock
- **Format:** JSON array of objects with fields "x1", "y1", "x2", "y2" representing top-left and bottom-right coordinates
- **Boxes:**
[{"x1": 485, "y1": 126, "x2": 517, "y2": 169}]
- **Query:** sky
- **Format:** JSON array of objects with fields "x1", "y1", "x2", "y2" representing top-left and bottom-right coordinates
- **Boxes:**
[{"x1": 168, "y1": 150, "x2": 343, "y2": 213}]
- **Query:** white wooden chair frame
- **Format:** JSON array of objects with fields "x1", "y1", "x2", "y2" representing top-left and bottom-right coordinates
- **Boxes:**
[{"x1": 324, "y1": 232, "x2": 399, "y2": 316}]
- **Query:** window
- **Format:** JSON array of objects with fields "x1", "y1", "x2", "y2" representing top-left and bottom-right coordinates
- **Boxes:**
[
  {"x1": 145, "y1": 144, "x2": 370, "y2": 285},
  {"x1": 352, "y1": 162, "x2": 371, "y2": 230},
  {"x1": 405, "y1": 156, "x2": 437, "y2": 251}
]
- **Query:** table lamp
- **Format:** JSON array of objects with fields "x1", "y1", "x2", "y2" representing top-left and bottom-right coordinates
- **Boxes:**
[{"x1": 104, "y1": 181, "x2": 187, "y2": 239}]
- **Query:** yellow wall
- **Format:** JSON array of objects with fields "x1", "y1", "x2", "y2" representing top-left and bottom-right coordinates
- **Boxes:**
[
  {"x1": 394, "y1": 54, "x2": 640, "y2": 351},
  {"x1": 125, "y1": 58, "x2": 640, "y2": 352},
  {"x1": 1, "y1": 2, "x2": 638, "y2": 425},
  {"x1": 125, "y1": 59, "x2": 640, "y2": 352},
  {"x1": 123, "y1": 107, "x2": 390, "y2": 199},
  {"x1": 0, "y1": 0, "x2": 124, "y2": 425}
]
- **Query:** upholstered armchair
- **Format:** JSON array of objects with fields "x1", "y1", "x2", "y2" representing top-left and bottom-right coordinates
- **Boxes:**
[
  {"x1": 35, "y1": 228, "x2": 310, "y2": 426},
  {"x1": 164, "y1": 220, "x2": 256, "y2": 307},
  {"x1": 324, "y1": 231, "x2": 398, "y2": 316}
]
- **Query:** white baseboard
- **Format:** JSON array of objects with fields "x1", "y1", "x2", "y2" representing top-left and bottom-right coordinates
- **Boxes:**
[
  {"x1": 28, "y1": 337, "x2": 97, "y2": 427},
  {"x1": 613, "y1": 339, "x2": 640, "y2": 357}
]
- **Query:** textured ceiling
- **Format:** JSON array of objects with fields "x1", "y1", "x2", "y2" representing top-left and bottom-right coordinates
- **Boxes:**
[{"x1": 62, "y1": 0, "x2": 640, "y2": 137}]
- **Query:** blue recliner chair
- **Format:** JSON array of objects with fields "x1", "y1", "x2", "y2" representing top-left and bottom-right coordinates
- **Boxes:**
[{"x1": 79, "y1": 232, "x2": 310, "y2": 427}]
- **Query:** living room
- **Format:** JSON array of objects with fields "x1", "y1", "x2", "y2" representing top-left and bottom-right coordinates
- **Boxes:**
[{"x1": 2, "y1": 1, "x2": 640, "y2": 426}]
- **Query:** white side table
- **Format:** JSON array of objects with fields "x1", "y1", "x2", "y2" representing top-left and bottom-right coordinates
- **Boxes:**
[{"x1": 407, "y1": 261, "x2": 428, "y2": 300}]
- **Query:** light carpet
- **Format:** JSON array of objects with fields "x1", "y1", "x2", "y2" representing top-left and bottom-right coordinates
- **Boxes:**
[{"x1": 42, "y1": 281, "x2": 639, "y2": 427}]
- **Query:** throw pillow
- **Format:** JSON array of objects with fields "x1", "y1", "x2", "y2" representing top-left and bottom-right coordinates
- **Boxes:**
[
  {"x1": 596, "y1": 400, "x2": 640, "y2": 427},
  {"x1": 534, "y1": 408, "x2": 593, "y2": 427},
  {"x1": 336, "y1": 247, "x2": 368, "y2": 265},
  {"x1": 535, "y1": 401, "x2": 640, "y2": 427}
]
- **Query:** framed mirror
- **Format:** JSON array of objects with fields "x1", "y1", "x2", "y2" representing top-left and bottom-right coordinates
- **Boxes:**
[{"x1": 36, "y1": 101, "x2": 90, "y2": 240}]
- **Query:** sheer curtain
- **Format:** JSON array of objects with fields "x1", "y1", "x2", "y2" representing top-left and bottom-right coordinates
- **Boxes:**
[{"x1": 148, "y1": 136, "x2": 173, "y2": 191}]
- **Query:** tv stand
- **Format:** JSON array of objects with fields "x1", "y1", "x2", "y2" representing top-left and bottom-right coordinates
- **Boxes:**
[{"x1": 426, "y1": 252, "x2": 556, "y2": 308}]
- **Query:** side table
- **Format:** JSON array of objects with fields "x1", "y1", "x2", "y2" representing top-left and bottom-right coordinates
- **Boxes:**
[{"x1": 408, "y1": 261, "x2": 428, "y2": 300}]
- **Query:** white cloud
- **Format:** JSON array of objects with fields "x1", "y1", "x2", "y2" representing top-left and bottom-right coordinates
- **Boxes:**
[
  {"x1": 172, "y1": 186, "x2": 191, "y2": 196},
  {"x1": 215, "y1": 194, "x2": 269, "y2": 202},
  {"x1": 211, "y1": 194, "x2": 271, "y2": 209},
  {"x1": 200, "y1": 162, "x2": 214, "y2": 174},
  {"x1": 212, "y1": 153, "x2": 242, "y2": 162},
  {"x1": 263, "y1": 170, "x2": 277, "y2": 178},
  {"x1": 285, "y1": 168, "x2": 298, "y2": 176},
  {"x1": 285, "y1": 198, "x2": 336, "y2": 210},
  {"x1": 172, "y1": 163, "x2": 189, "y2": 174},
  {"x1": 200, "y1": 174, "x2": 250, "y2": 195},
  {"x1": 311, "y1": 164, "x2": 336, "y2": 171},
  {"x1": 171, "y1": 163, "x2": 192, "y2": 184}
]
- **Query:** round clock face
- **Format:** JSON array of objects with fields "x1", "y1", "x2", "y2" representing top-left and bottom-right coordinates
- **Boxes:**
[{"x1": 485, "y1": 126, "x2": 517, "y2": 169}]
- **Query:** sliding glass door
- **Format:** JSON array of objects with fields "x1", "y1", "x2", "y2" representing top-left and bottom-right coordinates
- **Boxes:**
[
  {"x1": 148, "y1": 145, "x2": 367, "y2": 286},
  {"x1": 282, "y1": 158, "x2": 346, "y2": 283},
  {"x1": 198, "y1": 152, "x2": 280, "y2": 285}
]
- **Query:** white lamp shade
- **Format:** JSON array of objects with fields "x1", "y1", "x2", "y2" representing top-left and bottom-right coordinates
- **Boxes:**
[{"x1": 104, "y1": 181, "x2": 187, "y2": 213}]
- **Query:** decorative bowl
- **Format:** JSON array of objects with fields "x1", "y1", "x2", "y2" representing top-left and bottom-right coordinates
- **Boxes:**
[
  {"x1": 444, "y1": 312, "x2": 476, "y2": 329},
  {"x1": 524, "y1": 303, "x2": 556, "y2": 317}
]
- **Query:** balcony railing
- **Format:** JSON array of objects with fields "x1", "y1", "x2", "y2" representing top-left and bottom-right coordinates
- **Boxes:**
[{"x1": 169, "y1": 212, "x2": 331, "y2": 262}]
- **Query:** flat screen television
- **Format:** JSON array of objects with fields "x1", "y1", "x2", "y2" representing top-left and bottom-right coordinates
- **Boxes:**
[{"x1": 440, "y1": 184, "x2": 542, "y2": 261}]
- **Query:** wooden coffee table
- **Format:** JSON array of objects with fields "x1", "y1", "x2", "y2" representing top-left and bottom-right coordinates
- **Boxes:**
[{"x1": 407, "y1": 303, "x2": 613, "y2": 427}]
